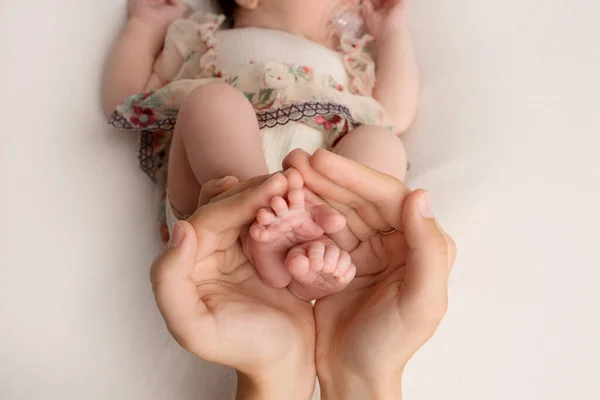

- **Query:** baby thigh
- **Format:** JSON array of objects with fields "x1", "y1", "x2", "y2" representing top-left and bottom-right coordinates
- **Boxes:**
[
  {"x1": 167, "y1": 82, "x2": 268, "y2": 216},
  {"x1": 333, "y1": 125, "x2": 407, "y2": 181}
]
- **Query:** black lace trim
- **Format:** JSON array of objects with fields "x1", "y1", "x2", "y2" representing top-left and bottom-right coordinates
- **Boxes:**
[
  {"x1": 109, "y1": 101, "x2": 359, "y2": 182},
  {"x1": 256, "y1": 101, "x2": 359, "y2": 129},
  {"x1": 108, "y1": 111, "x2": 133, "y2": 130},
  {"x1": 139, "y1": 130, "x2": 157, "y2": 181},
  {"x1": 108, "y1": 111, "x2": 177, "y2": 132}
]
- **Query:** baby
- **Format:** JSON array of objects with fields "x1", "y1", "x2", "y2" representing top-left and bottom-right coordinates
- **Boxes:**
[{"x1": 102, "y1": 0, "x2": 419, "y2": 300}]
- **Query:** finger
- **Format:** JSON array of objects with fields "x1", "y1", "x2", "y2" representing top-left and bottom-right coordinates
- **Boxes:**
[
  {"x1": 327, "y1": 226, "x2": 360, "y2": 253},
  {"x1": 311, "y1": 148, "x2": 411, "y2": 230},
  {"x1": 286, "y1": 149, "x2": 365, "y2": 210},
  {"x1": 312, "y1": 148, "x2": 409, "y2": 212},
  {"x1": 151, "y1": 222, "x2": 212, "y2": 345},
  {"x1": 311, "y1": 204, "x2": 346, "y2": 234},
  {"x1": 437, "y1": 220, "x2": 457, "y2": 271},
  {"x1": 188, "y1": 173, "x2": 288, "y2": 257},
  {"x1": 347, "y1": 232, "x2": 406, "y2": 276},
  {"x1": 198, "y1": 176, "x2": 239, "y2": 206},
  {"x1": 287, "y1": 149, "x2": 389, "y2": 235},
  {"x1": 207, "y1": 173, "x2": 273, "y2": 204},
  {"x1": 282, "y1": 148, "x2": 309, "y2": 171},
  {"x1": 283, "y1": 167, "x2": 304, "y2": 191},
  {"x1": 445, "y1": 232, "x2": 457, "y2": 270},
  {"x1": 300, "y1": 187, "x2": 359, "y2": 251},
  {"x1": 303, "y1": 186, "x2": 356, "y2": 221},
  {"x1": 304, "y1": 156, "x2": 395, "y2": 235},
  {"x1": 400, "y1": 190, "x2": 454, "y2": 325}
]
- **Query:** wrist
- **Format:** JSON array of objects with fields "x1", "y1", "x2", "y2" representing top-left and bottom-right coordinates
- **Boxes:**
[
  {"x1": 319, "y1": 367, "x2": 404, "y2": 400},
  {"x1": 236, "y1": 359, "x2": 316, "y2": 400}
]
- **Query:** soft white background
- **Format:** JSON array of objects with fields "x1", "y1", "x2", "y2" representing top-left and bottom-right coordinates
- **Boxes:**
[{"x1": 1, "y1": 0, "x2": 599, "y2": 399}]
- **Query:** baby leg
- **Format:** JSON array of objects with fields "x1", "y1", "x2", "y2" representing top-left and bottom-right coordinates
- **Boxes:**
[
  {"x1": 167, "y1": 83, "x2": 269, "y2": 216},
  {"x1": 333, "y1": 126, "x2": 407, "y2": 180}
]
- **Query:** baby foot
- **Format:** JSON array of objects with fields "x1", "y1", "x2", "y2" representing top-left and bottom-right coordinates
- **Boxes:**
[
  {"x1": 286, "y1": 239, "x2": 356, "y2": 301},
  {"x1": 242, "y1": 188, "x2": 346, "y2": 290}
]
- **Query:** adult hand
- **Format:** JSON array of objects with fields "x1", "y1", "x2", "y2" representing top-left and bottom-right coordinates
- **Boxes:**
[
  {"x1": 284, "y1": 148, "x2": 412, "y2": 276},
  {"x1": 284, "y1": 149, "x2": 456, "y2": 399},
  {"x1": 150, "y1": 173, "x2": 316, "y2": 400}
]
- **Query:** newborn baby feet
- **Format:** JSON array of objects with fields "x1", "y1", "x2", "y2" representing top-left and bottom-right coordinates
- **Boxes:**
[
  {"x1": 242, "y1": 188, "x2": 356, "y2": 300},
  {"x1": 285, "y1": 237, "x2": 356, "y2": 301}
]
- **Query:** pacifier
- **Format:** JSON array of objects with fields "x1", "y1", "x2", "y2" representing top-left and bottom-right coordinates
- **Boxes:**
[
  {"x1": 329, "y1": 0, "x2": 381, "y2": 38},
  {"x1": 332, "y1": 9, "x2": 364, "y2": 38},
  {"x1": 329, "y1": 0, "x2": 365, "y2": 38}
]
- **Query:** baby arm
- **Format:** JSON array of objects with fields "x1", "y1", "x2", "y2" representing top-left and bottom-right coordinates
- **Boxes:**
[
  {"x1": 101, "y1": 0, "x2": 189, "y2": 116},
  {"x1": 364, "y1": 0, "x2": 420, "y2": 133}
]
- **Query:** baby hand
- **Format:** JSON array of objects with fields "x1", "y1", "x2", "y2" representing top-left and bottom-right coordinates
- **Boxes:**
[
  {"x1": 128, "y1": 0, "x2": 189, "y2": 28},
  {"x1": 362, "y1": 0, "x2": 408, "y2": 40}
]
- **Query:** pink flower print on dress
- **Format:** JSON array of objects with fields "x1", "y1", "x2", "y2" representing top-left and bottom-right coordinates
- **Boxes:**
[
  {"x1": 264, "y1": 63, "x2": 295, "y2": 89},
  {"x1": 152, "y1": 131, "x2": 167, "y2": 152},
  {"x1": 315, "y1": 114, "x2": 343, "y2": 131},
  {"x1": 333, "y1": 82, "x2": 344, "y2": 91},
  {"x1": 130, "y1": 106, "x2": 158, "y2": 128}
]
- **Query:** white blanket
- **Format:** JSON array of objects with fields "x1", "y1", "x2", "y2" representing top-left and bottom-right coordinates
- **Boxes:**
[{"x1": 2, "y1": 0, "x2": 599, "y2": 399}]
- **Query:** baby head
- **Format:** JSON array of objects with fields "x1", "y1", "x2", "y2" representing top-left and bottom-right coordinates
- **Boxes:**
[{"x1": 215, "y1": 0, "x2": 359, "y2": 45}]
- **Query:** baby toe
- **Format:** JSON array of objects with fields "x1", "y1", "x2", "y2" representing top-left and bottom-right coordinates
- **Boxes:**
[
  {"x1": 285, "y1": 247, "x2": 310, "y2": 277},
  {"x1": 332, "y1": 251, "x2": 352, "y2": 277},
  {"x1": 270, "y1": 196, "x2": 289, "y2": 217},
  {"x1": 287, "y1": 189, "x2": 305, "y2": 211},
  {"x1": 256, "y1": 208, "x2": 277, "y2": 226},
  {"x1": 307, "y1": 241, "x2": 326, "y2": 272},
  {"x1": 337, "y1": 263, "x2": 357, "y2": 284},
  {"x1": 323, "y1": 245, "x2": 341, "y2": 274},
  {"x1": 249, "y1": 223, "x2": 267, "y2": 242}
]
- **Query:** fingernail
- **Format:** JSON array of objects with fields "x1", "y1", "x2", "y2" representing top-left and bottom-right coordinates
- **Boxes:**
[
  {"x1": 169, "y1": 222, "x2": 185, "y2": 247},
  {"x1": 215, "y1": 177, "x2": 229, "y2": 189},
  {"x1": 419, "y1": 192, "x2": 434, "y2": 219}
]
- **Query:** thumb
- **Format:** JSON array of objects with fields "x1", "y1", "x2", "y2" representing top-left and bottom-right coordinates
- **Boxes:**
[
  {"x1": 198, "y1": 176, "x2": 240, "y2": 207},
  {"x1": 151, "y1": 222, "x2": 209, "y2": 338},
  {"x1": 400, "y1": 190, "x2": 455, "y2": 325}
]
